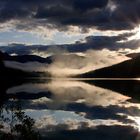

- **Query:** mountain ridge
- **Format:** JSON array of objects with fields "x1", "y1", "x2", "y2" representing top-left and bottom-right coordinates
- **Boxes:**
[{"x1": 79, "y1": 54, "x2": 140, "y2": 78}]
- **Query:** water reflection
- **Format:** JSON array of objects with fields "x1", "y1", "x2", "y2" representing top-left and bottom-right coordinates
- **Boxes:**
[
  {"x1": 7, "y1": 80, "x2": 130, "y2": 107},
  {"x1": 1, "y1": 79, "x2": 140, "y2": 139}
]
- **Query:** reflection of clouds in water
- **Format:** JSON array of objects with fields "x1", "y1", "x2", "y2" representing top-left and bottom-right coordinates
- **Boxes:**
[
  {"x1": 43, "y1": 125, "x2": 140, "y2": 140},
  {"x1": 25, "y1": 110, "x2": 126, "y2": 133},
  {"x1": 5, "y1": 80, "x2": 140, "y2": 134},
  {"x1": 35, "y1": 116, "x2": 121, "y2": 133},
  {"x1": 46, "y1": 80, "x2": 130, "y2": 107},
  {"x1": 31, "y1": 111, "x2": 140, "y2": 140},
  {"x1": 7, "y1": 80, "x2": 130, "y2": 107}
]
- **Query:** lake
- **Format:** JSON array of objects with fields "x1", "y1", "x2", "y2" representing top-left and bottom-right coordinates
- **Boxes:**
[{"x1": 0, "y1": 79, "x2": 140, "y2": 140}]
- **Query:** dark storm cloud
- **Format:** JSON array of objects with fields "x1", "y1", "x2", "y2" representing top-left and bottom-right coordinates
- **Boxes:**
[
  {"x1": 73, "y1": 0, "x2": 108, "y2": 11},
  {"x1": 0, "y1": 0, "x2": 140, "y2": 31},
  {"x1": 83, "y1": 32, "x2": 135, "y2": 49}
]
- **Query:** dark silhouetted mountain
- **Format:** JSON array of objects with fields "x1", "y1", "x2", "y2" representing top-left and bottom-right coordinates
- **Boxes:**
[
  {"x1": 2, "y1": 51, "x2": 52, "y2": 63},
  {"x1": 80, "y1": 55, "x2": 140, "y2": 78},
  {"x1": 126, "y1": 53, "x2": 140, "y2": 59},
  {"x1": 0, "y1": 51, "x2": 41, "y2": 78},
  {"x1": 1, "y1": 51, "x2": 85, "y2": 67},
  {"x1": 0, "y1": 51, "x2": 5, "y2": 69}
]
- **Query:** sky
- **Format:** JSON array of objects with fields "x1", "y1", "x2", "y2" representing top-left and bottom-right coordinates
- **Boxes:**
[
  {"x1": 0, "y1": 0, "x2": 139, "y2": 47},
  {"x1": 1, "y1": 0, "x2": 140, "y2": 76}
]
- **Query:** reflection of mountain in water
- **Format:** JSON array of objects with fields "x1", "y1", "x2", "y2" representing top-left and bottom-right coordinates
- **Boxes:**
[
  {"x1": 1, "y1": 79, "x2": 140, "y2": 139},
  {"x1": 89, "y1": 80, "x2": 140, "y2": 102}
]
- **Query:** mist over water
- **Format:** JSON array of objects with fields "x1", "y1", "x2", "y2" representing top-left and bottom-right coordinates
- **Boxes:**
[
  {"x1": 37, "y1": 49, "x2": 130, "y2": 77},
  {"x1": 4, "y1": 49, "x2": 129, "y2": 77}
]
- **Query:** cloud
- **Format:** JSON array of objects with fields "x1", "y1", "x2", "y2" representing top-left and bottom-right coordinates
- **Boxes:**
[
  {"x1": 78, "y1": 32, "x2": 137, "y2": 50},
  {"x1": 0, "y1": 31, "x2": 138, "y2": 56},
  {"x1": 73, "y1": 0, "x2": 108, "y2": 11},
  {"x1": 0, "y1": 0, "x2": 140, "y2": 33}
]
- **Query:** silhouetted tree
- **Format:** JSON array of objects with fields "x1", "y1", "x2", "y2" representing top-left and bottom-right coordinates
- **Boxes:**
[{"x1": 0, "y1": 100, "x2": 40, "y2": 140}]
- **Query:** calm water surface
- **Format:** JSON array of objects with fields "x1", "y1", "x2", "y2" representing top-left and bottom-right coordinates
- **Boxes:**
[{"x1": 1, "y1": 79, "x2": 140, "y2": 140}]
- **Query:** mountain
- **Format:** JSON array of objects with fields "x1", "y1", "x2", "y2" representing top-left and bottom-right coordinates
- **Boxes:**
[
  {"x1": 0, "y1": 51, "x2": 41, "y2": 78},
  {"x1": 126, "y1": 53, "x2": 140, "y2": 59},
  {"x1": 1, "y1": 51, "x2": 52, "y2": 63},
  {"x1": 1, "y1": 51, "x2": 85, "y2": 65},
  {"x1": 79, "y1": 55, "x2": 140, "y2": 78}
]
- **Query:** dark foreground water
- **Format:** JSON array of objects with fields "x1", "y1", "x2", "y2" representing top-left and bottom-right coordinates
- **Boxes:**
[{"x1": 1, "y1": 79, "x2": 140, "y2": 140}]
